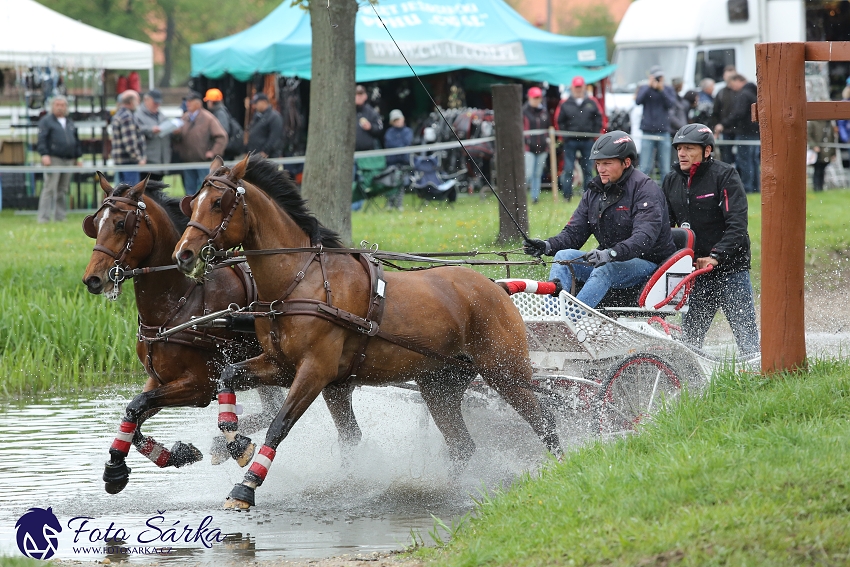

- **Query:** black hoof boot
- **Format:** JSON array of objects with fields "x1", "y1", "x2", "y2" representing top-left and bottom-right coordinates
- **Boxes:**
[
  {"x1": 103, "y1": 459, "x2": 131, "y2": 494},
  {"x1": 168, "y1": 441, "x2": 203, "y2": 468},
  {"x1": 224, "y1": 483, "x2": 256, "y2": 510},
  {"x1": 226, "y1": 434, "x2": 255, "y2": 467}
]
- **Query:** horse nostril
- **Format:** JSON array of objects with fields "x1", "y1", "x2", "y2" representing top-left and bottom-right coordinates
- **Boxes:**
[
  {"x1": 178, "y1": 250, "x2": 194, "y2": 263},
  {"x1": 85, "y1": 276, "x2": 103, "y2": 291}
]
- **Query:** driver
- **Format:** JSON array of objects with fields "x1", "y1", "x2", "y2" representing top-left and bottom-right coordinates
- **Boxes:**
[
  {"x1": 662, "y1": 123, "x2": 759, "y2": 359},
  {"x1": 524, "y1": 131, "x2": 676, "y2": 308}
]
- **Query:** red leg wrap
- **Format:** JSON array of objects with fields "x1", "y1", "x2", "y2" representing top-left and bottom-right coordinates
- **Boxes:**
[
  {"x1": 110, "y1": 420, "x2": 137, "y2": 455},
  {"x1": 247, "y1": 445, "x2": 276, "y2": 481},
  {"x1": 137, "y1": 436, "x2": 172, "y2": 468},
  {"x1": 218, "y1": 391, "x2": 238, "y2": 430}
]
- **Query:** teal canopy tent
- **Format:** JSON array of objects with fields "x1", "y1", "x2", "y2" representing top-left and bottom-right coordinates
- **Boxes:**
[{"x1": 191, "y1": 0, "x2": 615, "y2": 86}]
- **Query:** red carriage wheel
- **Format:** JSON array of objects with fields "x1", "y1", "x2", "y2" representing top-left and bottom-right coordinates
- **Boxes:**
[{"x1": 595, "y1": 354, "x2": 681, "y2": 437}]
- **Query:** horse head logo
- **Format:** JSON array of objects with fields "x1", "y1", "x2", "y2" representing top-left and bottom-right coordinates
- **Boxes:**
[{"x1": 15, "y1": 507, "x2": 62, "y2": 559}]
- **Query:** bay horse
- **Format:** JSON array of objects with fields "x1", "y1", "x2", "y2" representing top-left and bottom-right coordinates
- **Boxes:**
[
  {"x1": 82, "y1": 174, "x2": 361, "y2": 494},
  {"x1": 173, "y1": 155, "x2": 561, "y2": 510}
]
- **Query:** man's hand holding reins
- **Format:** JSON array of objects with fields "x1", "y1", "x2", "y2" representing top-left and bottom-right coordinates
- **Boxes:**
[
  {"x1": 524, "y1": 239, "x2": 550, "y2": 258},
  {"x1": 585, "y1": 249, "x2": 613, "y2": 267}
]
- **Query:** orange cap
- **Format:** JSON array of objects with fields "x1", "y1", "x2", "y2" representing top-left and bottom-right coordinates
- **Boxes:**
[{"x1": 203, "y1": 88, "x2": 223, "y2": 102}]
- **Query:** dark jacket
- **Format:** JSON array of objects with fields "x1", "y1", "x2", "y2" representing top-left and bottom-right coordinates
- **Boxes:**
[
  {"x1": 384, "y1": 125, "x2": 413, "y2": 166},
  {"x1": 636, "y1": 85, "x2": 677, "y2": 133},
  {"x1": 37, "y1": 113, "x2": 82, "y2": 159},
  {"x1": 807, "y1": 120, "x2": 836, "y2": 164},
  {"x1": 356, "y1": 103, "x2": 384, "y2": 151},
  {"x1": 522, "y1": 103, "x2": 551, "y2": 154},
  {"x1": 711, "y1": 87, "x2": 738, "y2": 131},
  {"x1": 662, "y1": 158, "x2": 751, "y2": 273},
  {"x1": 726, "y1": 83, "x2": 759, "y2": 138},
  {"x1": 247, "y1": 108, "x2": 284, "y2": 158},
  {"x1": 668, "y1": 95, "x2": 689, "y2": 135},
  {"x1": 547, "y1": 167, "x2": 677, "y2": 264},
  {"x1": 557, "y1": 96, "x2": 602, "y2": 137}
]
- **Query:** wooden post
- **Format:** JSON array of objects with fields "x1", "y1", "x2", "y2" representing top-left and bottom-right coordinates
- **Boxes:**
[
  {"x1": 756, "y1": 42, "x2": 808, "y2": 373},
  {"x1": 548, "y1": 126, "x2": 559, "y2": 201},
  {"x1": 492, "y1": 84, "x2": 529, "y2": 243}
]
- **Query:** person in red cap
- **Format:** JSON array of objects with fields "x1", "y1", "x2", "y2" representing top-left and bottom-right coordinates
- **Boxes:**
[
  {"x1": 522, "y1": 86, "x2": 551, "y2": 204},
  {"x1": 556, "y1": 76, "x2": 602, "y2": 200}
]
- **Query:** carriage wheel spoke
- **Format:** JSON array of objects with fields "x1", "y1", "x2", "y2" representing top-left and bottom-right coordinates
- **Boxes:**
[{"x1": 646, "y1": 368, "x2": 662, "y2": 414}]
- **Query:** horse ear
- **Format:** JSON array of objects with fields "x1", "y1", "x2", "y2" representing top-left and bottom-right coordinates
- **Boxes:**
[
  {"x1": 209, "y1": 155, "x2": 224, "y2": 174},
  {"x1": 230, "y1": 153, "x2": 251, "y2": 181},
  {"x1": 95, "y1": 171, "x2": 112, "y2": 195},
  {"x1": 128, "y1": 175, "x2": 150, "y2": 201}
]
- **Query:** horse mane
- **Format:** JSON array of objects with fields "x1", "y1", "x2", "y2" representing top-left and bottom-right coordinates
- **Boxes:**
[
  {"x1": 112, "y1": 181, "x2": 188, "y2": 233},
  {"x1": 240, "y1": 156, "x2": 343, "y2": 248}
]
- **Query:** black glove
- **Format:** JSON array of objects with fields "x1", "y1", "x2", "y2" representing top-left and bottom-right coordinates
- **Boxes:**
[
  {"x1": 550, "y1": 278, "x2": 563, "y2": 297},
  {"x1": 585, "y1": 249, "x2": 613, "y2": 267},
  {"x1": 523, "y1": 238, "x2": 550, "y2": 258}
]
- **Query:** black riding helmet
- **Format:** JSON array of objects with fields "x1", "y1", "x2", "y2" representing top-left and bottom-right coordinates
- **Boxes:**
[
  {"x1": 672, "y1": 123, "x2": 715, "y2": 150},
  {"x1": 590, "y1": 130, "x2": 637, "y2": 162}
]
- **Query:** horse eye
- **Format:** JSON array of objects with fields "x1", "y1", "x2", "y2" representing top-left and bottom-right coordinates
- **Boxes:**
[
  {"x1": 116, "y1": 220, "x2": 125, "y2": 231},
  {"x1": 213, "y1": 198, "x2": 222, "y2": 209}
]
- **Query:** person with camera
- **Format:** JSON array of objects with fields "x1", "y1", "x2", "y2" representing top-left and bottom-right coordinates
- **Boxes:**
[
  {"x1": 662, "y1": 123, "x2": 759, "y2": 359},
  {"x1": 523, "y1": 131, "x2": 676, "y2": 309},
  {"x1": 636, "y1": 65, "x2": 677, "y2": 179}
]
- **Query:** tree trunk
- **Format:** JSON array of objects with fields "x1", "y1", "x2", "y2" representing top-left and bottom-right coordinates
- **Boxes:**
[
  {"x1": 492, "y1": 84, "x2": 528, "y2": 244},
  {"x1": 159, "y1": 10, "x2": 175, "y2": 87},
  {"x1": 301, "y1": 0, "x2": 358, "y2": 245}
]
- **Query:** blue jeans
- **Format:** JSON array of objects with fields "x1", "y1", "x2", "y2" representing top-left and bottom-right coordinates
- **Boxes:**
[
  {"x1": 549, "y1": 249, "x2": 658, "y2": 308},
  {"x1": 639, "y1": 132, "x2": 671, "y2": 179},
  {"x1": 524, "y1": 151, "x2": 547, "y2": 202},
  {"x1": 683, "y1": 269, "x2": 760, "y2": 356},
  {"x1": 182, "y1": 168, "x2": 207, "y2": 196},
  {"x1": 116, "y1": 170, "x2": 140, "y2": 187},
  {"x1": 736, "y1": 136, "x2": 760, "y2": 193},
  {"x1": 561, "y1": 138, "x2": 594, "y2": 199}
]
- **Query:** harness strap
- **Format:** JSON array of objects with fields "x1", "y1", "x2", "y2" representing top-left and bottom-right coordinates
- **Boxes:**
[{"x1": 342, "y1": 255, "x2": 386, "y2": 381}]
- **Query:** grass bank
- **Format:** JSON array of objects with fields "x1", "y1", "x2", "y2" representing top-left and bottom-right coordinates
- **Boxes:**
[
  {"x1": 1, "y1": 189, "x2": 848, "y2": 395},
  {"x1": 419, "y1": 359, "x2": 850, "y2": 566}
]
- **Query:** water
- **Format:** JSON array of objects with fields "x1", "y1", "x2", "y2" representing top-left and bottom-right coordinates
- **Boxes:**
[{"x1": 0, "y1": 385, "x2": 558, "y2": 564}]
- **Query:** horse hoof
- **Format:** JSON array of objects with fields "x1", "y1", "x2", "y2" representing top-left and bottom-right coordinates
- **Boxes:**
[
  {"x1": 223, "y1": 497, "x2": 252, "y2": 511},
  {"x1": 236, "y1": 444, "x2": 256, "y2": 468},
  {"x1": 223, "y1": 483, "x2": 255, "y2": 510},
  {"x1": 210, "y1": 436, "x2": 230, "y2": 466},
  {"x1": 169, "y1": 442, "x2": 203, "y2": 468},
  {"x1": 103, "y1": 460, "x2": 131, "y2": 494},
  {"x1": 227, "y1": 434, "x2": 255, "y2": 467},
  {"x1": 105, "y1": 479, "x2": 129, "y2": 495}
]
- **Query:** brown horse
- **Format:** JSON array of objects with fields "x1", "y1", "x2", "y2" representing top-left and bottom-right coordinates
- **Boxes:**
[
  {"x1": 82, "y1": 175, "x2": 361, "y2": 494},
  {"x1": 173, "y1": 156, "x2": 561, "y2": 510}
]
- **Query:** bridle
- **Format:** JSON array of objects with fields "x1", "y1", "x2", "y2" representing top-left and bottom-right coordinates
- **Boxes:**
[
  {"x1": 179, "y1": 174, "x2": 247, "y2": 266},
  {"x1": 83, "y1": 196, "x2": 151, "y2": 284}
]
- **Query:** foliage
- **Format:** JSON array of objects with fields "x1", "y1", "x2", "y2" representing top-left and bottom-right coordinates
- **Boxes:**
[
  {"x1": 416, "y1": 359, "x2": 850, "y2": 566},
  {"x1": 559, "y1": 5, "x2": 618, "y2": 60},
  {"x1": 38, "y1": 0, "x2": 280, "y2": 85}
]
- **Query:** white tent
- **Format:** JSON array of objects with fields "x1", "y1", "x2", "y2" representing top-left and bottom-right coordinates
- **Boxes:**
[{"x1": 0, "y1": 0, "x2": 153, "y2": 86}]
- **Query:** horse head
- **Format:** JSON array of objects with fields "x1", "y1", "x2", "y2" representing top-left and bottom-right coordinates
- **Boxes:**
[
  {"x1": 82, "y1": 173, "x2": 160, "y2": 299},
  {"x1": 173, "y1": 155, "x2": 252, "y2": 278}
]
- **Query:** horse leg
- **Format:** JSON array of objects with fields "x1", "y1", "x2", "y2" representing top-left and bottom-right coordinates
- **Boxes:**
[
  {"x1": 483, "y1": 371, "x2": 561, "y2": 458},
  {"x1": 210, "y1": 385, "x2": 287, "y2": 466},
  {"x1": 224, "y1": 359, "x2": 334, "y2": 510},
  {"x1": 416, "y1": 369, "x2": 476, "y2": 478},
  {"x1": 322, "y1": 383, "x2": 362, "y2": 449},
  {"x1": 104, "y1": 378, "x2": 209, "y2": 494},
  {"x1": 216, "y1": 354, "x2": 286, "y2": 467}
]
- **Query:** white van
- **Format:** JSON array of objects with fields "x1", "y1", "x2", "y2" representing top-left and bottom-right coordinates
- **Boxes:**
[{"x1": 607, "y1": 0, "x2": 804, "y2": 141}]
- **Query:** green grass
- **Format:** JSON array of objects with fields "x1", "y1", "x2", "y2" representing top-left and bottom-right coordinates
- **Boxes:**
[
  {"x1": 418, "y1": 359, "x2": 850, "y2": 566},
  {"x1": 0, "y1": 558, "x2": 47, "y2": 567},
  {"x1": 1, "y1": 188, "x2": 848, "y2": 395}
]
